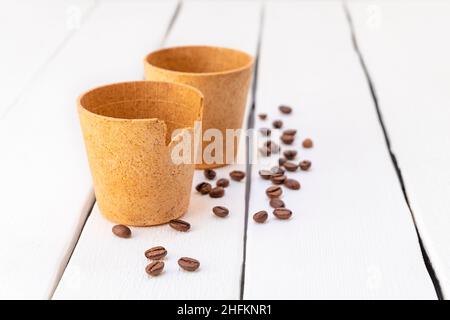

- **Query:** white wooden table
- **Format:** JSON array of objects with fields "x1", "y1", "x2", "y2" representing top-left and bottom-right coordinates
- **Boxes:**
[{"x1": 1, "y1": 0, "x2": 448, "y2": 300}]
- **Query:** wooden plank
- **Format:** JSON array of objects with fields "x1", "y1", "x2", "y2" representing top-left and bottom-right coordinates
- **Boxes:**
[
  {"x1": 347, "y1": 0, "x2": 450, "y2": 298},
  {"x1": 0, "y1": 0, "x2": 178, "y2": 299},
  {"x1": 243, "y1": 0, "x2": 436, "y2": 299},
  {"x1": 0, "y1": 0, "x2": 95, "y2": 118},
  {"x1": 53, "y1": 0, "x2": 261, "y2": 299}
]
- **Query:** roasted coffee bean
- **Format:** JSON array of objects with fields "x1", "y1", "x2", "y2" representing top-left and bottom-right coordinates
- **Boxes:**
[
  {"x1": 196, "y1": 182, "x2": 212, "y2": 194},
  {"x1": 259, "y1": 128, "x2": 271, "y2": 136},
  {"x1": 283, "y1": 129, "x2": 297, "y2": 136},
  {"x1": 272, "y1": 120, "x2": 283, "y2": 129},
  {"x1": 112, "y1": 225, "x2": 131, "y2": 238},
  {"x1": 302, "y1": 138, "x2": 313, "y2": 148},
  {"x1": 178, "y1": 257, "x2": 200, "y2": 271},
  {"x1": 212, "y1": 206, "x2": 229, "y2": 217},
  {"x1": 271, "y1": 166, "x2": 285, "y2": 175},
  {"x1": 210, "y1": 187, "x2": 225, "y2": 198},
  {"x1": 266, "y1": 185, "x2": 283, "y2": 198},
  {"x1": 216, "y1": 178, "x2": 230, "y2": 188},
  {"x1": 145, "y1": 246, "x2": 167, "y2": 260},
  {"x1": 259, "y1": 146, "x2": 271, "y2": 157},
  {"x1": 279, "y1": 105, "x2": 292, "y2": 114},
  {"x1": 229, "y1": 170, "x2": 246, "y2": 181},
  {"x1": 283, "y1": 150, "x2": 297, "y2": 160},
  {"x1": 271, "y1": 173, "x2": 286, "y2": 185},
  {"x1": 299, "y1": 160, "x2": 312, "y2": 171},
  {"x1": 280, "y1": 134, "x2": 295, "y2": 145},
  {"x1": 253, "y1": 211, "x2": 268, "y2": 223},
  {"x1": 278, "y1": 157, "x2": 287, "y2": 166},
  {"x1": 264, "y1": 140, "x2": 280, "y2": 153},
  {"x1": 258, "y1": 170, "x2": 273, "y2": 180},
  {"x1": 284, "y1": 178, "x2": 301, "y2": 190},
  {"x1": 169, "y1": 219, "x2": 191, "y2": 232},
  {"x1": 204, "y1": 169, "x2": 216, "y2": 180},
  {"x1": 283, "y1": 161, "x2": 298, "y2": 172},
  {"x1": 258, "y1": 113, "x2": 267, "y2": 120},
  {"x1": 270, "y1": 198, "x2": 285, "y2": 208},
  {"x1": 273, "y1": 208, "x2": 292, "y2": 220},
  {"x1": 146, "y1": 261, "x2": 164, "y2": 276}
]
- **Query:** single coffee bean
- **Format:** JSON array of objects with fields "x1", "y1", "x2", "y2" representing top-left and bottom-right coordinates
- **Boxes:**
[
  {"x1": 253, "y1": 211, "x2": 268, "y2": 223},
  {"x1": 229, "y1": 170, "x2": 246, "y2": 181},
  {"x1": 212, "y1": 206, "x2": 229, "y2": 218},
  {"x1": 259, "y1": 146, "x2": 271, "y2": 157},
  {"x1": 204, "y1": 169, "x2": 216, "y2": 180},
  {"x1": 280, "y1": 134, "x2": 295, "y2": 145},
  {"x1": 279, "y1": 105, "x2": 292, "y2": 114},
  {"x1": 283, "y1": 150, "x2": 297, "y2": 160},
  {"x1": 216, "y1": 178, "x2": 230, "y2": 188},
  {"x1": 112, "y1": 224, "x2": 131, "y2": 238},
  {"x1": 271, "y1": 173, "x2": 286, "y2": 185},
  {"x1": 259, "y1": 128, "x2": 271, "y2": 136},
  {"x1": 178, "y1": 257, "x2": 200, "y2": 271},
  {"x1": 196, "y1": 182, "x2": 212, "y2": 195},
  {"x1": 210, "y1": 187, "x2": 225, "y2": 198},
  {"x1": 264, "y1": 140, "x2": 280, "y2": 153},
  {"x1": 271, "y1": 166, "x2": 285, "y2": 175},
  {"x1": 284, "y1": 178, "x2": 301, "y2": 190},
  {"x1": 169, "y1": 219, "x2": 191, "y2": 232},
  {"x1": 270, "y1": 198, "x2": 285, "y2": 208},
  {"x1": 302, "y1": 138, "x2": 313, "y2": 148},
  {"x1": 283, "y1": 129, "x2": 297, "y2": 136},
  {"x1": 258, "y1": 113, "x2": 267, "y2": 120},
  {"x1": 279, "y1": 157, "x2": 287, "y2": 166},
  {"x1": 272, "y1": 120, "x2": 283, "y2": 129},
  {"x1": 145, "y1": 246, "x2": 167, "y2": 260},
  {"x1": 266, "y1": 185, "x2": 283, "y2": 198},
  {"x1": 299, "y1": 160, "x2": 312, "y2": 171},
  {"x1": 258, "y1": 170, "x2": 273, "y2": 180},
  {"x1": 273, "y1": 208, "x2": 292, "y2": 220},
  {"x1": 146, "y1": 261, "x2": 164, "y2": 276},
  {"x1": 283, "y1": 161, "x2": 298, "y2": 172}
]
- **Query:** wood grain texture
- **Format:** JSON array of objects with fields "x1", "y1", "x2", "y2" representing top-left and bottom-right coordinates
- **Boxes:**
[
  {"x1": 53, "y1": 0, "x2": 261, "y2": 299},
  {"x1": 347, "y1": 0, "x2": 450, "y2": 298},
  {"x1": 0, "y1": 0, "x2": 178, "y2": 299},
  {"x1": 243, "y1": 0, "x2": 436, "y2": 299}
]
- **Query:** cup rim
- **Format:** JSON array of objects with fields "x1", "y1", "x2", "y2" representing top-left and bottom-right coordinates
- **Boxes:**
[{"x1": 144, "y1": 45, "x2": 255, "y2": 77}]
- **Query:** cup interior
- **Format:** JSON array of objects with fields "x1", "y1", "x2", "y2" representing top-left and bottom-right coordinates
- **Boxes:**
[{"x1": 145, "y1": 46, "x2": 253, "y2": 74}]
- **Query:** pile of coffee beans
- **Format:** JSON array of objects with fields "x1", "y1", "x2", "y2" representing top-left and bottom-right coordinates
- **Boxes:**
[{"x1": 143, "y1": 245, "x2": 200, "y2": 276}]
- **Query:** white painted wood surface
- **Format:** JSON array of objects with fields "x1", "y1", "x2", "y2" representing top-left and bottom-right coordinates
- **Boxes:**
[
  {"x1": 0, "y1": 0, "x2": 95, "y2": 118},
  {"x1": 243, "y1": 1, "x2": 436, "y2": 299},
  {"x1": 348, "y1": 0, "x2": 450, "y2": 298},
  {"x1": 0, "y1": 0, "x2": 178, "y2": 299},
  {"x1": 54, "y1": 0, "x2": 261, "y2": 299}
]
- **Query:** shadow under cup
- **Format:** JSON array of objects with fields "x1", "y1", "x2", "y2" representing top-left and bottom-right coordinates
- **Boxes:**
[
  {"x1": 78, "y1": 81, "x2": 203, "y2": 226},
  {"x1": 144, "y1": 46, "x2": 254, "y2": 169}
]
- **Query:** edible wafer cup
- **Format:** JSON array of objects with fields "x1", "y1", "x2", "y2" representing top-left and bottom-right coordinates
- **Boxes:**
[
  {"x1": 144, "y1": 46, "x2": 254, "y2": 169},
  {"x1": 78, "y1": 81, "x2": 203, "y2": 226}
]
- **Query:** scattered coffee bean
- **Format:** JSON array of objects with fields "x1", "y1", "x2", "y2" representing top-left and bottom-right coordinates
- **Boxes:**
[
  {"x1": 278, "y1": 157, "x2": 287, "y2": 166},
  {"x1": 216, "y1": 178, "x2": 230, "y2": 188},
  {"x1": 272, "y1": 120, "x2": 283, "y2": 129},
  {"x1": 271, "y1": 173, "x2": 286, "y2": 185},
  {"x1": 283, "y1": 129, "x2": 297, "y2": 136},
  {"x1": 213, "y1": 206, "x2": 229, "y2": 218},
  {"x1": 264, "y1": 140, "x2": 280, "y2": 154},
  {"x1": 284, "y1": 178, "x2": 301, "y2": 190},
  {"x1": 283, "y1": 150, "x2": 297, "y2": 160},
  {"x1": 299, "y1": 160, "x2": 312, "y2": 171},
  {"x1": 273, "y1": 208, "x2": 292, "y2": 220},
  {"x1": 302, "y1": 138, "x2": 313, "y2": 148},
  {"x1": 270, "y1": 198, "x2": 285, "y2": 208},
  {"x1": 266, "y1": 185, "x2": 283, "y2": 198},
  {"x1": 210, "y1": 186, "x2": 225, "y2": 198},
  {"x1": 259, "y1": 146, "x2": 271, "y2": 157},
  {"x1": 253, "y1": 211, "x2": 268, "y2": 223},
  {"x1": 204, "y1": 169, "x2": 216, "y2": 180},
  {"x1": 258, "y1": 113, "x2": 267, "y2": 120},
  {"x1": 169, "y1": 219, "x2": 191, "y2": 232},
  {"x1": 196, "y1": 182, "x2": 212, "y2": 195},
  {"x1": 279, "y1": 105, "x2": 292, "y2": 114},
  {"x1": 271, "y1": 166, "x2": 285, "y2": 175},
  {"x1": 258, "y1": 170, "x2": 272, "y2": 180},
  {"x1": 178, "y1": 257, "x2": 200, "y2": 271},
  {"x1": 283, "y1": 161, "x2": 298, "y2": 172},
  {"x1": 259, "y1": 128, "x2": 271, "y2": 136},
  {"x1": 145, "y1": 246, "x2": 167, "y2": 260},
  {"x1": 229, "y1": 170, "x2": 246, "y2": 181},
  {"x1": 280, "y1": 134, "x2": 295, "y2": 145},
  {"x1": 146, "y1": 261, "x2": 164, "y2": 276},
  {"x1": 112, "y1": 225, "x2": 131, "y2": 238}
]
